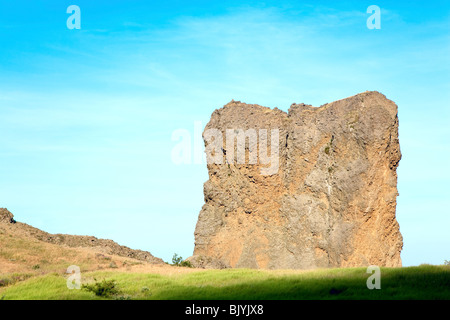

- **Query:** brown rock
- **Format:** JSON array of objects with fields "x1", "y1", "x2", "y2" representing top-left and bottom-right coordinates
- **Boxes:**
[
  {"x1": 0, "y1": 208, "x2": 16, "y2": 224},
  {"x1": 193, "y1": 91, "x2": 403, "y2": 269},
  {"x1": 185, "y1": 255, "x2": 230, "y2": 269}
]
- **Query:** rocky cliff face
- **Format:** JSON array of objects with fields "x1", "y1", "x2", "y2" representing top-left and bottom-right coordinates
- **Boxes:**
[{"x1": 193, "y1": 91, "x2": 402, "y2": 269}]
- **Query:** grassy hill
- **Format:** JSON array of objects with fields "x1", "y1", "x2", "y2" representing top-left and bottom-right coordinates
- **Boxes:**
[
  {"x1": 1, "y1": 264, "x2": 449, "y2": 300},
  {"x1": 0, "y1": 209, "x2": 198, "y2": 299},
  {"x1": 1, "y1": 209, "x2": 449, "y2": 300}
]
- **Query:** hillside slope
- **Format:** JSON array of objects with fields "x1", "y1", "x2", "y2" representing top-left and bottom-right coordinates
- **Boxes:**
[{"x1": 0, "y1": 208, "x2": 165, "y2": 277}]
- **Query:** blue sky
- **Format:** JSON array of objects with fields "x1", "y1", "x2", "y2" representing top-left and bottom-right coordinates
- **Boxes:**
[{"x1": 0, "y1": 1, "x2": 449, "y2": 266}]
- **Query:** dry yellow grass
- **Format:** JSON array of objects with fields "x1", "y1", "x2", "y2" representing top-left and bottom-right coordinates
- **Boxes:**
[{"x1": 0, "y1": 222, "x2": 200, "y2": 278}]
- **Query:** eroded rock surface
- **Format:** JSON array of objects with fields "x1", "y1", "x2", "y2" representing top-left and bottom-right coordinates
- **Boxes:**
[{"x1": 193, "y1": 91, "x2": 402, "y2": 269}]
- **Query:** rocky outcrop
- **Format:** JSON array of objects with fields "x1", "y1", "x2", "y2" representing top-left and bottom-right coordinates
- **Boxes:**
[
  {"x1": 185, "y1": 255, "x2": 230, "y2": 269},
  {"x1": 0, "y1": 208, "x2": 16, "y2": 224},
  {"x1": 193, "y1": 91, "x2": 403, "y2": 269},
  {"x1": 0, "y1": 208, "x2": 164, "y2": 264}
]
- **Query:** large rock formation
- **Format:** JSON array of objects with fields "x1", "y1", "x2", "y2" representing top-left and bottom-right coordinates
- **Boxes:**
[{"x1": 192, "y1": 91, "x2": 402, "y2": 269}]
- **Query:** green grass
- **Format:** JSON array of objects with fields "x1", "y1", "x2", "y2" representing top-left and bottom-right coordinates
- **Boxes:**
[{"x1": 1, "y1": 265, "x2": 449, "y2": 300}]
